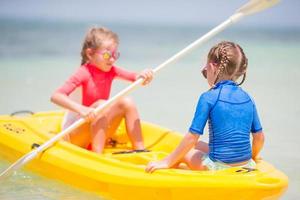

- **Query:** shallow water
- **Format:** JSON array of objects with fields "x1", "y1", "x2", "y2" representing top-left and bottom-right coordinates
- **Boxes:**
[
  {"x1": 0, "y1": 159, "x2": 103, "y2": 200},
  {"x1": 0, "y1": 19, "x2": 300, "y2": 199}
]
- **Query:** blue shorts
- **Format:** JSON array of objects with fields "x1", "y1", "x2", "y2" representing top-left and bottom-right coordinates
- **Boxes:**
[{"x1": 202, "y1": 154, "x2": 256, "y2": 171}]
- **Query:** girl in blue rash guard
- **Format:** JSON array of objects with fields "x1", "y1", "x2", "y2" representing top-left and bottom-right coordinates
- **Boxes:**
[{"x1": 146, "y1": 41, "x2": 265, "y2": 172}]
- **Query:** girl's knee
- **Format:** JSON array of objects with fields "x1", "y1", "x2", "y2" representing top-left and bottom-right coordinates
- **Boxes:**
[
  {"x1": 195, "y1": 141, "x2": 209, "y2": 153},
  {"x1": 183, "y1": 150, "x2": 207, "y2": 170},
  {"x1": 119, "y1": 97, "x2": 136, "y2": 110}
]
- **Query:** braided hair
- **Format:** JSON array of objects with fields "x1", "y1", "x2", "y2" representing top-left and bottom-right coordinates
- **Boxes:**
[{"x1": 207, "y1": 41, "x2": 248, "y2": 86}]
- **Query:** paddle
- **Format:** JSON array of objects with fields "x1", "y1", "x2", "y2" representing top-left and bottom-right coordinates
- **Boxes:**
[{"x1": 0, "y1": 0, "x2": 280, "y2": 180}]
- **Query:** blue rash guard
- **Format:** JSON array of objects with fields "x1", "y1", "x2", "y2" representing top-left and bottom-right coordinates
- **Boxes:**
[{"x1": 189, "y1": 80, "x2": 263, "y2": 164}]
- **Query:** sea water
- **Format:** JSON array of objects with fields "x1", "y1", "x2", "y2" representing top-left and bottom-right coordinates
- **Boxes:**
[{"x1": 0, "y1": 19, "x2": 299, "y2": 199}]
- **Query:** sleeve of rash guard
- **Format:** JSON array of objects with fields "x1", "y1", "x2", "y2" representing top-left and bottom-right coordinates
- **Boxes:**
[
  {"x1": 189, "y1": 94, "x2": 211, "y2": 135},
  {"x1": 251, "y1": 103, "x2": 263, "y2": 133},
  {"x1": 114, "y1": 66, "x2": 137, "y2": 82},
  {"x1": 55, "y1": 67, "x2": 87, "y2": 96}
]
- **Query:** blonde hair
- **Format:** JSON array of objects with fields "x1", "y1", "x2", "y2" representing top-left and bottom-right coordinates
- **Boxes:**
[
  {"x1": 80, "y1": 27, "x2": 119, "y2": 65},
  {"x1": 207, "y1": 41, "x2": 248, "y2": 85}
]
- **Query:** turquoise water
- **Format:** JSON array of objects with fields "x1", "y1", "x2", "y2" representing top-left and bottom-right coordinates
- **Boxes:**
[{"x1": 1, "y1": 19, "x2": 300, "y2": 199}]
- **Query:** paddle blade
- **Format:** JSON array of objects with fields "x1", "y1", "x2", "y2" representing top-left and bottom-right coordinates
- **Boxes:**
[
  {"x1": 0, "y1": 150, "x2": 38, "y2": 180},
  {"x1": 236, "y1": 0, "x2": 280, "y2": 16}
]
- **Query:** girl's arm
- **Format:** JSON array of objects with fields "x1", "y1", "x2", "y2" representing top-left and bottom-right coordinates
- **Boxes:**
[
  {"x1": 51, "y1": 92, "x2": 95, "y2": 121},
  {"x1": 51, "y1": 92, "x2": 83, "y2": 114},
  {"x1": 251, "y1": 131, "x2": 265, "y2": 162},
  {"x1": 114, "y1": 66, "x2": 153, "y2": 85},
  {"x1": 145, "y1": 132, "x2": 199, "y2": 173},
  {"x1": 51, "y1": 66, "x2": 95, "y2": 120}
]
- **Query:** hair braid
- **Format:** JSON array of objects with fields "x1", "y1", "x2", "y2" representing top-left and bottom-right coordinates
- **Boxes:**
[
  {"x1": 207, "y1": 41, "x2": 248, "y2": 86},
  {"x1": 214, "y1": 42, "x2": 234, "y2": 85}
]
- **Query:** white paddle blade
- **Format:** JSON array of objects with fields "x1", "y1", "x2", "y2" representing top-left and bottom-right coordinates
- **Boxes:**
[
  {"x1": 236, "y1": 0, "x2": 280, "y2": 16},
  {"x1": 0, "y1": 151, "x2": 37, "y2": 180}
]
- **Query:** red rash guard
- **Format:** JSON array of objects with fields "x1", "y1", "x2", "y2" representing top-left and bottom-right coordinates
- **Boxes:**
[{"x1": 56, "y1": 63, "x2": 137, "y2": 106}]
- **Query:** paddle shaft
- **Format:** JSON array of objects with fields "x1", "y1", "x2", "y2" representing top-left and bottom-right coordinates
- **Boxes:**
[{"x1": 153, "y1": 13, "x2": 243, "y2": 74}]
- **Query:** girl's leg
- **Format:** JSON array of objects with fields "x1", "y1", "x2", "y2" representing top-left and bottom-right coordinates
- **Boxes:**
[
  {"x1": 61, "y1": 111, "x2": 91, "y2": 148},
  {"x1": 68, "y1": 123, "x2": 92, "y2": 148},
  {"x1": 181, "y1": 149, "x2": 208, "y2": 170},
  {"x1": 178, "y1": 141, "x2": 209, "y2": 170},
  {"x1": 89, "y1": 100, "x2": 112, "y2": 153},
  {"x1": 90, "y1": 97, "x2": 144, "y2": 153},
  {"x1": 90, "y1": 115, "x2": 108, "y2": 153},
  {"x1": 194, "y1": 141, "x2": 209, "y2": 153},
  {"x1": 120, "y1": 97, "x2": 144, "y2": 150}
]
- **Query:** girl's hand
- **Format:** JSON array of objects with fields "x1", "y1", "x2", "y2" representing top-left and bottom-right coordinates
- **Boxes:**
[
  {"x1": 137, "y1": 69, "x2": 154, "y2": 85},
  {"x1": 79, "y1": 106, "x2": 96, "y2": 122},
  {"x1": 145, "y1": 160, "x2": 170, "y2": 173}
]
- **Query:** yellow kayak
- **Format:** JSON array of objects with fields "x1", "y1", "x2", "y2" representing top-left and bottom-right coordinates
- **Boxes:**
[{"x1": 0, "y1": 111, "x2": 288, "y2": 200}]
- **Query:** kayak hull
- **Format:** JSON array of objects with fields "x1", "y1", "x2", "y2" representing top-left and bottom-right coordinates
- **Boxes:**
[{"x1": 0, "y1": 111, "x2": 288, "y2": 200}]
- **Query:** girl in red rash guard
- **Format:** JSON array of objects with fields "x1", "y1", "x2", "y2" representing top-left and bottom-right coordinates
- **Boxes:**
[{"x1": 51, "y1": 27, "x2": 153, "y2": 153}]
